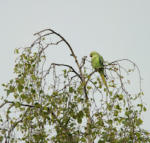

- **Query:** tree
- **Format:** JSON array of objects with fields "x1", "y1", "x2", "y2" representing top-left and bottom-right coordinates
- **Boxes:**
[{"x1": 0, "y1": 29, "x2": 149, "y2": 143}]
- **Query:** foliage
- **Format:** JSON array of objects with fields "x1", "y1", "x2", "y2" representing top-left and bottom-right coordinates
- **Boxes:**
[{"x1": 0, "y1": 29, "x2": 149, "y2": 143}]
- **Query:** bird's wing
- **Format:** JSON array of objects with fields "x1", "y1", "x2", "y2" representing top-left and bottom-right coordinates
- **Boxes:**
[{"x1": 99, "y1": 55, "x2": 104, "y2": 68}]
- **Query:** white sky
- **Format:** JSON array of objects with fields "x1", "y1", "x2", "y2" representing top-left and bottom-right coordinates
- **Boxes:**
[{"x1": 0, "y1": 0, "x2": 150, "y2": 131}]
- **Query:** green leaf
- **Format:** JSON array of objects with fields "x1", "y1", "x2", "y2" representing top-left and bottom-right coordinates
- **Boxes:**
[
  {"x1": 14, "y1": 48, "x2": 19, "y2": 54},
  {"x1": 118, "y1": 94, "x2": 123, "y2": 100},
  {"x1": 78, "y1": 111, "x2": 84, "y2": 118},
  {"x1": 17, "y1": 84, "x2": 24, "y2": 93},
  {"x1": 87, "y1": 86, "x2": 92, "y2": 90},
  {"x1": 69, "y1": 87, "x2": 73, "y2": 93},
  {"x1": 136, "y1": 118, "x2": 143, "y2": 126},
  {"x1": 77, "y1": 117, "x2": 82, "y2": 124},
  {"x1": 114, "y1": 110, "x2": 119, "y2": 116},
  {"x1": 35, "y1": 102, "x2": 41, "y2": 108},
  {"x1": 80, "y1": 137, "x2": 86, "y2": 142},
  {"x1": 108, "y1": 119, "x2": 113, "y2": 125},
  {"x1": 0, "y1": 136, "x2": 3, "y2": 142},
  {"x1": 143, "y1": 106, "x2": 147, "y2": 112},
  {"x1": 21, "y1": 94, "x2": 26, "y2": 100},
  {"x1": 14, "y1": 94, "x2": 19, "y2": 99},
  {"x1": 31, "y1": 75, "x2": 37, "y2": 81},
  {"x1": 107, "y1": 104, "x2": 112, "y2": 111},
  {"x1": 98, "y1": 140, "x2": 104, "y2": 143},
  {"x1": 9, "y1": 85, "x2": 15, "y2": 93},
  {"x1": 115, "y1": 104, "x2": 121, "y2": 110},
  {"x1": 77, "y1": 85, "x2": 83, "y2": 95},
  {"x1": 15, "y1": 102, "x2": 21, "y2": 108},
  {"x1": 31, "y1": 88, "x2": 36, "y2": 94},
  {"x1": 53, "y1": 91, "x2": 58, "y2": 96}
]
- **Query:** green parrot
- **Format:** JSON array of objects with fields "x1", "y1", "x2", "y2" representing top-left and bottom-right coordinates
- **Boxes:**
[{"x1": 90, "y1": 51, "x2": 108, "y2": 91}]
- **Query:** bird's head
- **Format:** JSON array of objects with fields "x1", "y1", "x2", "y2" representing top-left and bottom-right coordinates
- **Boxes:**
[{"x1": 90, "y1": 51, "x2": 100, "y2": 57}]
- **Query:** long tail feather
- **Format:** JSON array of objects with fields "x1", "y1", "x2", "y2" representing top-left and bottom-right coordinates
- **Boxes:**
[{"x1": 99, "y1": 72, "x2": 110, "y2": 96}]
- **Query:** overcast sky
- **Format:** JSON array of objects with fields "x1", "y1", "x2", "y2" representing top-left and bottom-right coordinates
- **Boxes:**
[{"x1": 0, "y1": 0, "x2": 150, "y2": 131}]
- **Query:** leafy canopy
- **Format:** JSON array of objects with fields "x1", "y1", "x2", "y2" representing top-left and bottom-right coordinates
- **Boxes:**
[{"x1": 0, "y1": 29, "x2": 149, "y2": 143}]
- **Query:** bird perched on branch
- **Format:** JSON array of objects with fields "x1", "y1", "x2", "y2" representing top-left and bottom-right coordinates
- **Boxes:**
[{"x1": 90, "y1": 51, "x2": 109, "y2": 93}]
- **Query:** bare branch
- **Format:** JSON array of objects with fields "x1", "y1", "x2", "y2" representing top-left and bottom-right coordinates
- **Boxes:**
[{"x1": 51, "y1": 63, "x2": 81, "y2": 80}]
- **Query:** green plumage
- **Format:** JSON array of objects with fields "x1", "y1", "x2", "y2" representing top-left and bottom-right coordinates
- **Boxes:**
[{"x1": 90, "y1": 51, "x2": 108, "y2": 89}]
